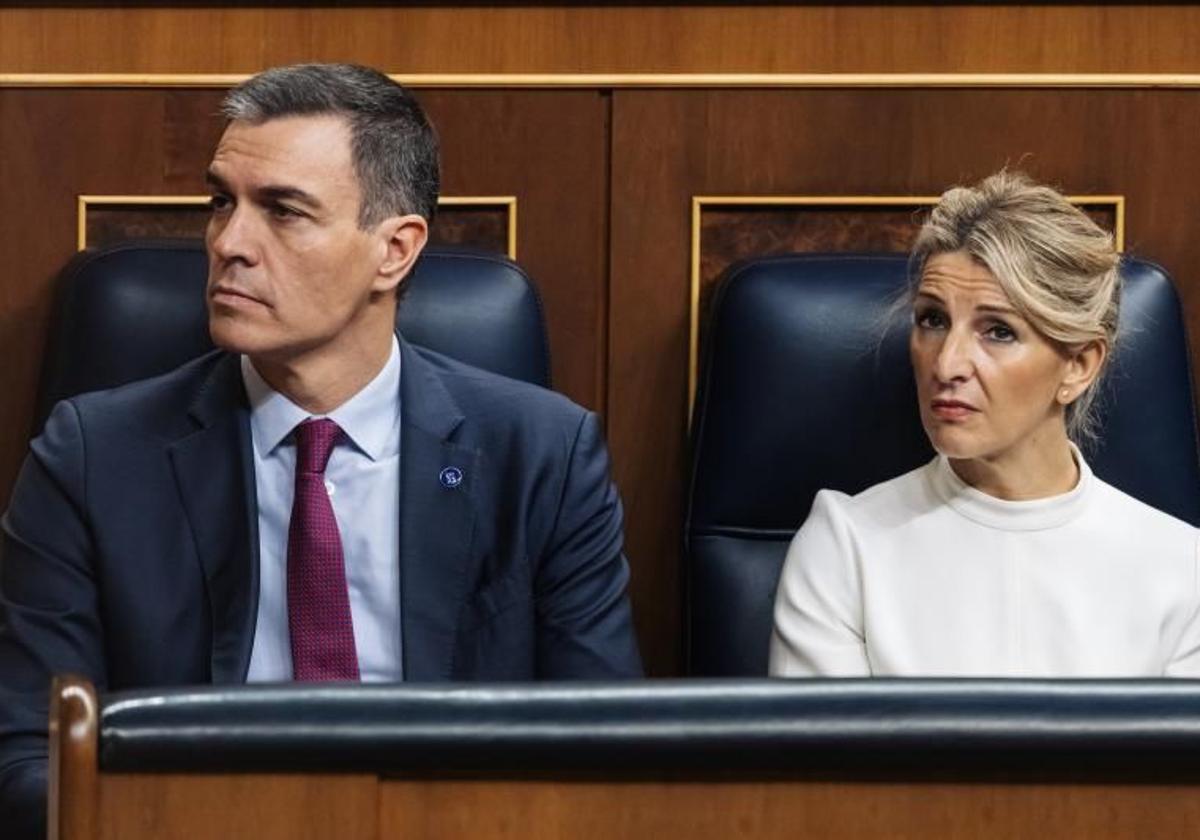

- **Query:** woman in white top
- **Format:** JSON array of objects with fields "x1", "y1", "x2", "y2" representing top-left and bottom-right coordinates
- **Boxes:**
[{"x1": 769, "y1": 171, "x2": 1200, "y2": 678}]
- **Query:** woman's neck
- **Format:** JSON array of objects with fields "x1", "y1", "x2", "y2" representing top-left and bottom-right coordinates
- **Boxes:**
[{"x1": 948, "y1": 426, "x2": 1079, "y2": 501}]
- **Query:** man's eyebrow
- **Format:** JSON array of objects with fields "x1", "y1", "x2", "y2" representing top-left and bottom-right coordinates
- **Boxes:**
[
  {"x1": 203, "y1": 171, "x2": 323, "y2": 210},
  {"x1": 257, "y1": 184, "x2": 324, "y2": 210}
]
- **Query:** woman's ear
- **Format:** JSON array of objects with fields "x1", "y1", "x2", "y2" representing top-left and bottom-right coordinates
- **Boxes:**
[
  {"x1": 373, "y1": 214, "x2": 429, "y2": 295},
  {"x1": 1059, "y1": 340, "x2": 1108, "y2": 404}
]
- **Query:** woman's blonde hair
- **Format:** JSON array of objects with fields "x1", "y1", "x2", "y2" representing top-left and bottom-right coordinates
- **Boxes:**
[{"x1": 910, "y1": 171, "x2": 1122, "y2": 445}]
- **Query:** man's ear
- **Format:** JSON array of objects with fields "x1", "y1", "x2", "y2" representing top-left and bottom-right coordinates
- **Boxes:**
[
  {"x1": 373, "y1": 214, "x2": 429, "y2": 295},
  {"x1": 1059, "y1": 339, "x2": 1108, "y2": 404}
]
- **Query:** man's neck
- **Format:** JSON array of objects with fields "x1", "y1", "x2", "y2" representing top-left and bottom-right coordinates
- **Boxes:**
[{"x1": 250, "y1": 332, "x2": 395, "y2": 415}]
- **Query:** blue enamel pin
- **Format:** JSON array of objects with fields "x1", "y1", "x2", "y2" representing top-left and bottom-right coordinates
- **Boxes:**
[{"x1": 439, "y1": 466, "x2": 464, "y2": 488}]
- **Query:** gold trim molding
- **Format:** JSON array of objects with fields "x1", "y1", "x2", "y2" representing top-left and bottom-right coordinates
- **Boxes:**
[
  {"x1": 10, "y1": 73, "x2": 1200, "y2": 90},
  {"x1": 688, "y1": 194, "x2": 1126, "y2": 421},
  {"x1": 77, "y1": 195, "x2": 207, "y2": 251},
  {"x1": 437, "y1": 195, "x2": 519, "y2": 259},
  {"x1": 78, "y1": 194, "x2": 519, "y2": 258}
]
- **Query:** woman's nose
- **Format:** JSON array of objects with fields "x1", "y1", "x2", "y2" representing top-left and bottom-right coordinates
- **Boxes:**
[{"x1": 933, "y1": 329, "x2": 973, "y2": 383}]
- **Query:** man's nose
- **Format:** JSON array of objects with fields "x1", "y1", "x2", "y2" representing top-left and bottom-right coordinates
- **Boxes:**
[
  {"x1": 207, "y1": 206, "x2": 259, "y2": 265},
  {"x1": 933, "y1": 328, "x2": 973, "y2": 384}
]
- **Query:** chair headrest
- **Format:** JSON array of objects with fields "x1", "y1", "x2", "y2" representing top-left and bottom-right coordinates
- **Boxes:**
[
  {"x1": 689, "y1": 253, "x2": 1200, "y2": 535},
  {"x1": 35, "y1": 239, "x2": 550, "y2": 431}
]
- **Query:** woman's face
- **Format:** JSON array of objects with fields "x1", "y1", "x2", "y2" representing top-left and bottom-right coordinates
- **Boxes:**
[{"x1": 909, "y1": 250, "x2": 1074, "y2": 463}]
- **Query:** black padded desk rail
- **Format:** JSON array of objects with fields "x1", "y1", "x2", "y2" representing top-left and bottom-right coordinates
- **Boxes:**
[{"x1": 100, "y1": 680, "x2": 1200, "y2": 778}]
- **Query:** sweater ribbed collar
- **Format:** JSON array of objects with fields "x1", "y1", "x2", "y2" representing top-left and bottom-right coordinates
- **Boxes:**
[{"x1": 927, "y1": 443, "x2": 1093, "y2": 531}]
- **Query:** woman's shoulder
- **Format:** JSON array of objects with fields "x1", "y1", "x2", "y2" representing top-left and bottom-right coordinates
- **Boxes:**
[
  {"x1": 784, "y1": 461, "x2": 941, "y2": 583},
  {"x1": 1088, "y1": 476, "x2": 1199, "y2": 547},
  {"x1": 808, "y1": 459, "x2": 940, "y2": 530}
]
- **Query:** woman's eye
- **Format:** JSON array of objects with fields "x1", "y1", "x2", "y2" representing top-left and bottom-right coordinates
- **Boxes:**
[
  {"x1": 984, "y1": 322, "x2": 1017, "y2": 342},
  {"x1": 915, "y1": 309, "x2": 947, "y2": 330}
]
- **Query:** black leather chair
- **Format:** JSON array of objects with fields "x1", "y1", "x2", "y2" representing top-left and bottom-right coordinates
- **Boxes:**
[
  {"x1": 34, "y1": 239, "x2": 550, "y2": 431},
  {"x1": 686, "y1": 253, "x2": 1200, "y2": 677}
]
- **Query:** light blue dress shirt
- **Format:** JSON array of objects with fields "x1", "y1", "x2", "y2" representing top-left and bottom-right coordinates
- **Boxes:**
[{"x1": 242, "y1": 338, "x2": 403, "y2": 682}]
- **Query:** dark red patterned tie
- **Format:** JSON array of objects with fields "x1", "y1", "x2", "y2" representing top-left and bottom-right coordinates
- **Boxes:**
[{"x1": 287, "y1": 418, "x2": 360, "y2": 681}]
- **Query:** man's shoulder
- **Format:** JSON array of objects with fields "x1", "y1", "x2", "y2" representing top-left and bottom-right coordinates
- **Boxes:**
[
  {"x1": 55, "y1": 350, "x2": 231, "y2": 437},
  {"x1": 409, "y1": 344, "x2": 590, "y2": 435}
]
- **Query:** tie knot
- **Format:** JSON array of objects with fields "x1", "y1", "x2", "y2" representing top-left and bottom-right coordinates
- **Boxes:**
[{"x1": 293, "y1": 418, "x2": 342, "y2": 475}]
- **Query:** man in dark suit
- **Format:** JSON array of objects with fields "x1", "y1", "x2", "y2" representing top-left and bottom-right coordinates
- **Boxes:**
[{"x1": 0, "y1": 63, "x2": 641, "y2": 837}]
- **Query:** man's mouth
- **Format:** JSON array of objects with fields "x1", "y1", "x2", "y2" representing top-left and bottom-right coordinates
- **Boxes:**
[{"x1": 210, "y1": 284, "x2": 268, "y2": 308}]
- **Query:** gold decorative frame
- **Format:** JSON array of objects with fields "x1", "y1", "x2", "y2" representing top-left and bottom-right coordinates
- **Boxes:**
[
  {"x1": 77, "y1": 194, "x2": 519, "y2": 258},
  {"x1": 8, "y1": 73, "x2": 1200, "y2": 90},
  {"x1": 76, "y1": 194, "x2": 208, "y2": 251},
  {"x1": 688, "y1": 194, "x2": 1126, "y2": 420},
  {"x1": 438, "y1": 195, "x2": 519, "y2": 259}
]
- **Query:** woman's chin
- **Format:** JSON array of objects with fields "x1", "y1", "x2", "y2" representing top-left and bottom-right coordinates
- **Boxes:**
[{"x1": 925, "y1": 427, "x2": 987, "y2": 460}]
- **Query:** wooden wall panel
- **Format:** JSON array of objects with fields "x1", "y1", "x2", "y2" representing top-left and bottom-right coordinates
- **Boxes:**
[
  {"x1": 5, "y1": 5, "x2": 1200, "y2": 74},
  {"x1": 422, "y1": 89, "x2": 610, "y2": 412},
  {"x1": 0, "y1": 87, "x2": 608, "y2": 509},
  {"x1": 379, "y1": 778, "x2": 1200, "y2": 840},
  {"x1": 100, "y1": 774, "x2": 379, "y2": 840},
  {"x1": 0, "y1": 89, "x2": 204, "y2": 510},
  {"x1": 83, "y1": 201, "x2": 513, "y2": 254},
  {"x1": 698, "y1": 203, "x2": 1119, "y2": 291},
  {"x1": 609, "y1": 88, "x2": 1200, "y2": 673}
]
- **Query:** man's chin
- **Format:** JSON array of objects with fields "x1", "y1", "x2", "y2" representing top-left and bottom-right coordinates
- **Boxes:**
[{"x1": 208, "y1": 318, "x2": 272, "y2": 357}]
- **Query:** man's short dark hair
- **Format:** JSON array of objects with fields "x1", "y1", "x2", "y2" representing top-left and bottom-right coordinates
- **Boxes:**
[{"x1": 222, "y1": 63, "x2": 440, "y2": 227}]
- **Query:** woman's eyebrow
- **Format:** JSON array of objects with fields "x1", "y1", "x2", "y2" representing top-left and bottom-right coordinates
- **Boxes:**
[{"x1": 976, "y1": 303, "x2": 1020, "y2": 317}]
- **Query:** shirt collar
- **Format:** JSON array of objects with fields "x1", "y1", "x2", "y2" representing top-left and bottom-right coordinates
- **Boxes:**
[
  {"x1": 927, "y1": 442, "x2": 1093, "y2": 531},
  {"x1": 240, "y1": 336, "x2": 402, "y2": 461}
]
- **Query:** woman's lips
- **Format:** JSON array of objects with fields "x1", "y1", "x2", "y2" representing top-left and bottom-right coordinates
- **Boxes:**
[{"x1": 930, "y1": 399, "x2": 978, "y2": 421}]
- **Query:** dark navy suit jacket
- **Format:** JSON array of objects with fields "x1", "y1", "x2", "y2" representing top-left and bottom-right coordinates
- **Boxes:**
[{"x1": 0, "y1": 336, "x2": 642, "y2": 837}]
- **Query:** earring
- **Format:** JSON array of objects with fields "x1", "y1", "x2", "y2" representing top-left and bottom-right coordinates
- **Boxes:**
[{"x1": 1060, "y1": 388, "x2": 1071, "y2": 403}]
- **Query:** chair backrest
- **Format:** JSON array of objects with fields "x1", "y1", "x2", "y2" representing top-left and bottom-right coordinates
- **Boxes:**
[
  {"x1": 35, "y1": 239, "x2": 550, "y2": 430},
  {"x1": 686, "y1": 253, "x2": 1200, "y2": 677}
]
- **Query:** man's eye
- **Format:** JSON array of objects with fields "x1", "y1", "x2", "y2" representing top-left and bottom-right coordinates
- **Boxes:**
[
  {"x1": 914, "y1": 309, "x2": 947, "y2": 330},
  {"x1": 269, "y1": 204, "x2": 303, "y2": 220},
  {"x1": 209, "y1": 194, "x2": 232, "y2": 212}
]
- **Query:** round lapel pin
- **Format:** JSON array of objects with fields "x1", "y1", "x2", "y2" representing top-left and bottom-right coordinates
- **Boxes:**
[{"x1": 439, "y1": 466, "x2": 464, "y2": 488}]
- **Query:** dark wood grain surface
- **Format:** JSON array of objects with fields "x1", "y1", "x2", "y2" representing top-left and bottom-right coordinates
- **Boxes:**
[
  {"x1": 85, "y1": 203, "x2": 511, "y2": 254},
  {"x1": 6, "y1": 5, "x2": 1200, "y2": 74},
  {"x1": 378, "y1": 779, "x2": 1200, "y2": 840}
]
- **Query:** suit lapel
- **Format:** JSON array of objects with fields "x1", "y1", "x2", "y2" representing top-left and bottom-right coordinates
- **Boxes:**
[
  {"x1": 167, "y1": 354, "x2": 259, "y2": 684},
  {"x1": 397, "y1": 339, "x2": 479, "y2": 681}
]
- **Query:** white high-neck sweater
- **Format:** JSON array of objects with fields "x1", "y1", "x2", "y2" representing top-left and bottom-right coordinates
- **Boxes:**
[{"x1": 769, "y1": 452, "x2": 1200, "y2": 678}]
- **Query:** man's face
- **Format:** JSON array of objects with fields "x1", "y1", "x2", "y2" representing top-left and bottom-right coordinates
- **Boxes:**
[{"x1": 205, "y1": 114, "x2": 391, "y2": 364}]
